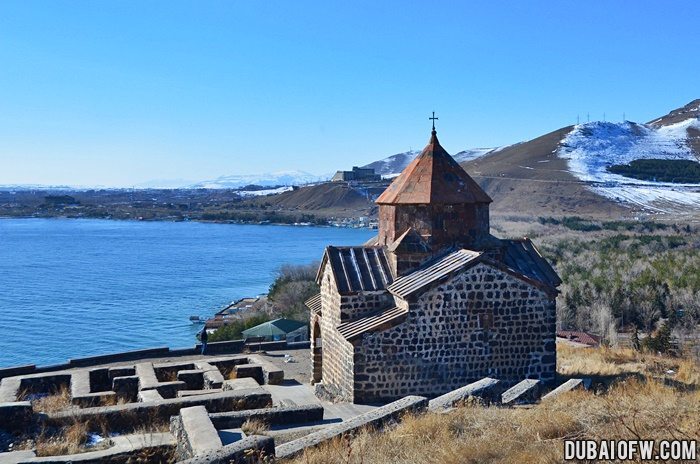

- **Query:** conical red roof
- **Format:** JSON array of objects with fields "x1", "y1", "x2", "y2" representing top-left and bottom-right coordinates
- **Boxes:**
[{"x1": 376, "y1": 130, "x2": 492, "y2": 205}]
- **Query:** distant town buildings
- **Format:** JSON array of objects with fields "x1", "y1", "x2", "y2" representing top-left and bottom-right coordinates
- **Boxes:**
[{"x1": 331, "y1": 166, "x2": 382, "y2": 182}]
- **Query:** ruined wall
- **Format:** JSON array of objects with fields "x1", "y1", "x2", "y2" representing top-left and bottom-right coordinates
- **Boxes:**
[{"x1": 353, "y1": 263, "x2": 556, "y2": 403}]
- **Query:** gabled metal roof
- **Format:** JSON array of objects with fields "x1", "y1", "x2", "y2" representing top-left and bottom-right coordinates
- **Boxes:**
[
  {"x1": 320, "y1": 246, "x2": 394, "y2": 294},
  {"x1": 501, "y1": 239, "x2": 562, "y2": 289},
  {"x1": 241, "y1": 318, "x2": 306, "y2": 338},
  {"x1": 336, "y1": 306, "x2": 408, "y2": 341},
  {"x1": 387, "y1": 249, "x2": 482, "y2": 299},
  {"x1": 304, "y1": 293, "x2": 322, "y2": 315}
]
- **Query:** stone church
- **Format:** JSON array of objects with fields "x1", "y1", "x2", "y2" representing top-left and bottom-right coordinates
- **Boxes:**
[{"x1": 305, "y1": 126, "x2": 561, "y2": 403}]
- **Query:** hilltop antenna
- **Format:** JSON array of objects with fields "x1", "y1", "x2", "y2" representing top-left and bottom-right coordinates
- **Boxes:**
[
  {"x1": 587, "y1": 112, "x2": 590, "y2": 122},
  {"x1": 603, "y1": 112, "x2": 606, "y2": 122},
  {"x1": 576, "y1": 114, "x2": 580, "y2": 125},
  {"x1": 623, "y1": 112, "x2": 626, "y2": 121}
]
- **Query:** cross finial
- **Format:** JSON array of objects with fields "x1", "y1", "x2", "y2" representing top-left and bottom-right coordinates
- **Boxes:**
[{"x1": 429, "y1": 112, "x2": 439, "y2": 132}]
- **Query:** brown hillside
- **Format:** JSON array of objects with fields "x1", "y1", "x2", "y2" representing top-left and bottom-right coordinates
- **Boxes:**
[
  {"x1": 244, "y1": 182, "x2": 375, "y2": 215},
  {"x1": 462, "y1": 126, "x2": 630, "y2": 218},
  {"x1": 648, "y1": 99, "x2": 700, "y2": 155},
  {"x1": 647, "y1": 98, "x2": 700, "y2": 127}
]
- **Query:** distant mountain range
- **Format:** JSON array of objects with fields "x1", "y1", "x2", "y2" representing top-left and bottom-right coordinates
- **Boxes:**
[
  {"x1": 4, "y1": 99, "x2": 700, "y2": 218},
  {"x1": 188, "y1": 170, "x2": 329, "y2": 189}
]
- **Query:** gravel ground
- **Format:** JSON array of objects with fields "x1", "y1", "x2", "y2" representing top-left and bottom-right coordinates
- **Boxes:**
[{"x1": 257, "y1": 349, "x2": 311, "y2": 384}]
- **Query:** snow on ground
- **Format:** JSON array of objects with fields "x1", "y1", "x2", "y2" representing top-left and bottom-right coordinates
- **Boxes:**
[
  {"x1": 453, "y1": 147, "x2": 495, "y2": 163},
  {"x1": 379, "y1": 147, "x2": 495, "y2": 178},
  {"x1": 557, "y1": 119, "x2": 700, "y2": 213},
  {"x1": 237, "y1": 186, "x2": 293, "y2": 197}
]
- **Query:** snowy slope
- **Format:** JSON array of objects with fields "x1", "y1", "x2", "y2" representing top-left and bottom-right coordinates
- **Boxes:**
[
  {"x1": 190, "y1": 170, "x2": 329, "y2": 189},
  {"x1": 363, "y1": 147, "x2": 495, "y2": 177},
  {"x1": 557, "y1": 118, "x2": 700, "y2": 213},
  {"x1": 361, "y1": 150, "x2": 420, "y2": 177}
]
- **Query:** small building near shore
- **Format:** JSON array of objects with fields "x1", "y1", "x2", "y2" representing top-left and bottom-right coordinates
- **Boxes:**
[
  {"x1": 205, "y1": 297, "x2": 262, "y2": 329},
  {"x1": 242, "y1": 318, "x2": 308, "y2": 342}
]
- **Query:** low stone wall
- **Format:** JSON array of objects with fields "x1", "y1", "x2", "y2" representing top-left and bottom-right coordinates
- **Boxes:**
[
  {"x1": 171, "y1": 406, "x2": 222, "y2": 461},
  {"x1": 0, "y1": 365, "x2": 36, "y2": 379},
  {"x1": 15, "y1": 432, "x2": 175, "y2": 463},
  {"x1": 0, "y1": 339, "x2": 306, "y2": 381},
  {"x1": 209, "y1": 404, "x2": 324, "y2": 429},
  {"x1": 177, "y1": 435, "x2": 275, "y2": 464},
  {"x1": 0, "y1": 401, "x2": 33, "y2": 432},
  {"x1": 275, "y1": 395, "x2": 428, "y2": 459},
  {"x1": 245, "y1": 355, "x2": 284, "y2": 385},
  {"x1": 0, "y1": 377, "x2": 22, "y2": 403},
  {"x1": 197, "y1": 340, "x2": 245, "y2": 355},
  {"x1": 19, "y1": 374, "x2": 72, "y2": 397},
  {"x1": 46, "y1": 389, "x2": 272, "y2": 431}
]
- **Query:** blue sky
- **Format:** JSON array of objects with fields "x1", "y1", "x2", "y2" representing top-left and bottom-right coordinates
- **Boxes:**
[{"x1": 1, "y1": 1, "x2": 698, "y2": 187}]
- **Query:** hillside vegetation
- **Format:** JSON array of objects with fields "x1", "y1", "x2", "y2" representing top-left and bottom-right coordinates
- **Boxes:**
[
  {"x1": 608, "y1": 159, "x2": 700, "y2": 183},
  {"x1": 492, "y1": 217, "x2": 700, "y2": 351}
]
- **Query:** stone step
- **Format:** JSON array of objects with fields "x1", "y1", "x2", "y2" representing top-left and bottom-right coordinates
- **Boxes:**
[
  {"x1": 428, "y1": 378, "x2": 501, "y2": 411},
  {"x1": 501, "y1": 379, "x2": 542, "y2": 406},
  {"x1": 541, "y1": 378, "x2": 586, "y2": 401}
]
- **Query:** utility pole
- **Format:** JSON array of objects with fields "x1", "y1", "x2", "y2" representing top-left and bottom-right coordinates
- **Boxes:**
[
  {"x1": 577, "y1": 114, "x2": 580, "y2": 125},
  {"x1": 587, "y1": 112, "x2": 590, "y2": 122}
]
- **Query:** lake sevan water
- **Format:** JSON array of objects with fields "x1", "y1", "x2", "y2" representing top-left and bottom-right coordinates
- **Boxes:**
[{"x1": 0, "y1": 219, "x2": 374, "y2": 368}]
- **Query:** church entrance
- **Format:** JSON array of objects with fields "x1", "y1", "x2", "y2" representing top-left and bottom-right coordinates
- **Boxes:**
[{"x1": 312, "y1": 320, "x2": 323, "y2": 384}]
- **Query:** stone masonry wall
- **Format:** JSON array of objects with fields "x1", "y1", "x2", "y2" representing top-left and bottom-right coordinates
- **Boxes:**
[
  {"x1": 313, "y1": 265, "x2": 355, "y2": 401},
  {"x1": 352, "y1": 263, "x2": 556, "y2": 403},
  {"x1": 378, "y1": 203, "x2": 490, "y2": 251}
]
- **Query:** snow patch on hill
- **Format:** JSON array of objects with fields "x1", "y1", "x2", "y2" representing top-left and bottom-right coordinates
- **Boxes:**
[
  {"x1": 237, "y1": 186, "x2": 294, "y2": 197},
  {"x1": 558, "y1": 119, "x2": 700, "y2": 213}
]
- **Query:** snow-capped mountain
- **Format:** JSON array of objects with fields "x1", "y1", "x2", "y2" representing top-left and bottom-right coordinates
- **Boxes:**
[
  {"x1": 189, "y1": 170, "x2": 330, "y2": 189},
  {"x1": 362, "y1": 147, "x2": 495, "y2": 177},
  {"x1": 361, "y1": 150, "x2": 421, "y2": 177},
  {"x1": 557, "y1": 118, "x2": 700, "y2": 213}
]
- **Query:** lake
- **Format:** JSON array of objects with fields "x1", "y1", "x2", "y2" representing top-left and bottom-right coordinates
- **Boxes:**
[{"x1": 0, "y1": 219, "x2": 374, "y2": 367}]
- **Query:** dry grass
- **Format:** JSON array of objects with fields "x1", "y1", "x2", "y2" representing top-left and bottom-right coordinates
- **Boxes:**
[
  {"x1": 29, "y1": 386, "x2": 73, "y2": 414},
  {"x1": 286, "y1": 346, "x2": 699, "y2": 464},
  {"x1": 287, "y1": 379, "x2": 699, "y2": 464},
  {"x1": 557, "y1": 343, "x2": 700, "y2": 385},
  {"x1": 34, "y1": 421, "x2": 93, "y2": 457},
  {"x1": 241, "y1": 418, "x2": 269, "y2": 436}
]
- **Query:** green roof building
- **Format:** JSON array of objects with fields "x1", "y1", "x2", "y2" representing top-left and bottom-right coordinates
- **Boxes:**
[{"x1": 242, "y1": 318, "x2": 308, "y2": 342}]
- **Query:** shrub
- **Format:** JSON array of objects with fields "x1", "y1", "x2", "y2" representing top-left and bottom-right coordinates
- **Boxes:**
[{"x1": 208, "y1": 314, "x2": 271, "y2": 342}]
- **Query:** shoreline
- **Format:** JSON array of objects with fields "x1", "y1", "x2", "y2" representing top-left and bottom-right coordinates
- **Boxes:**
[{"x1": 0, "y1": 215, "x2": 375, "y2": 230}]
